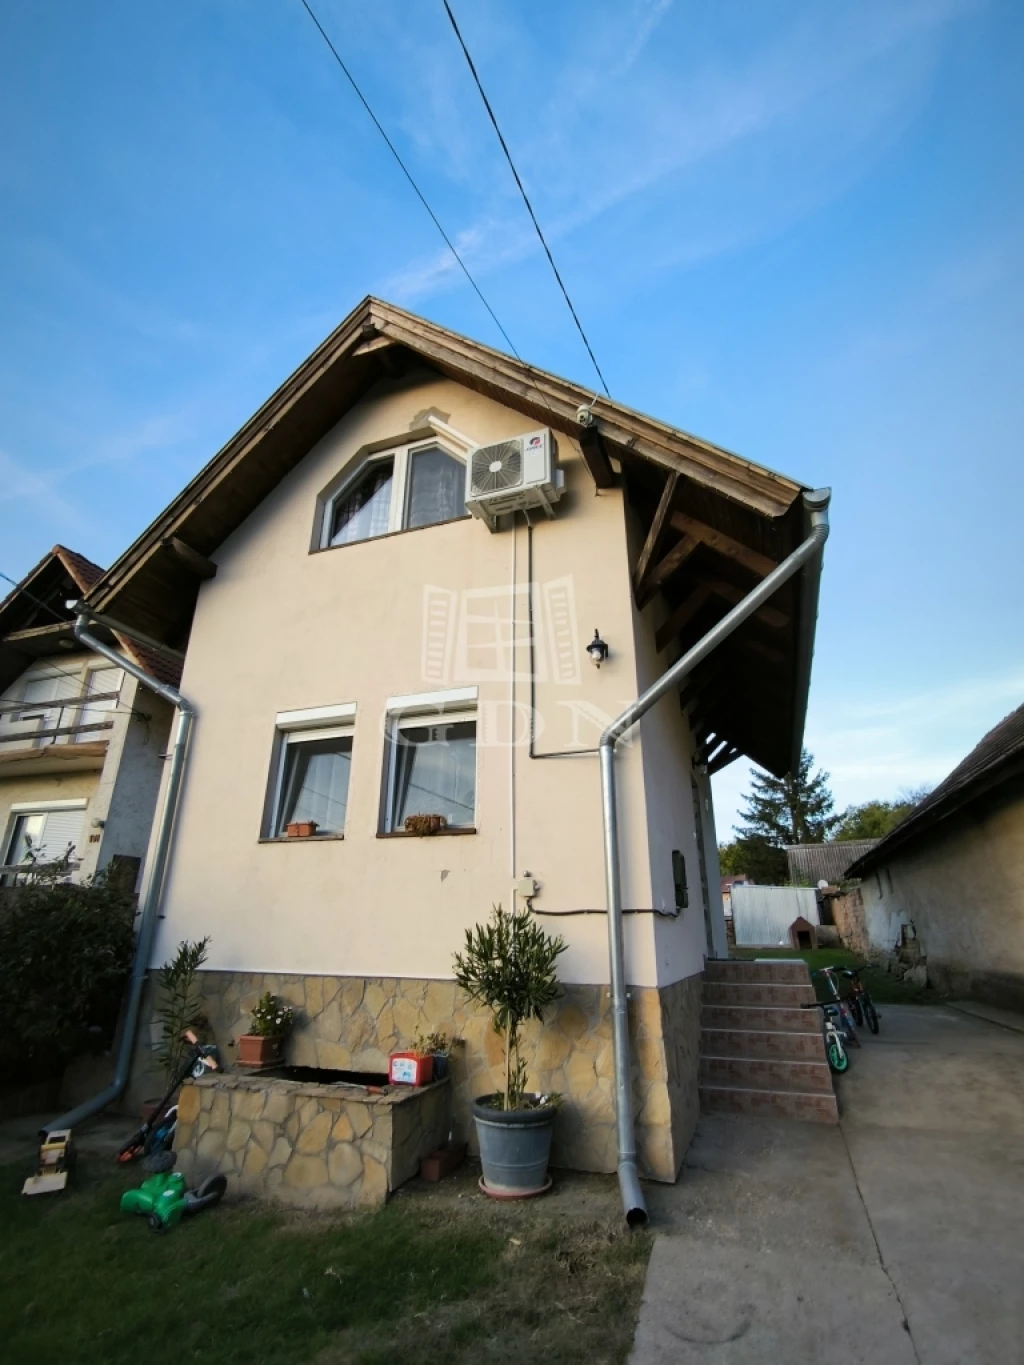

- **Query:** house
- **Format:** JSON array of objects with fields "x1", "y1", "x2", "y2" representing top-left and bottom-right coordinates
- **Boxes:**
[
  {"x1": 0, "y1": 547, "x2": 181, "y2": 889},
  {"x1": 76, "y1": 297, "x2": 829, "y2": 1186},
  {"x1": 845, "y1": 705, "x2": 1024, "y2": 1010}
]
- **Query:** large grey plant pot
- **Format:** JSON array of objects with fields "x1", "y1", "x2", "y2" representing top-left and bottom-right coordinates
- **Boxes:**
[{"x1": 472, "y1": 1094, "x2": 557, "y2": 1197}]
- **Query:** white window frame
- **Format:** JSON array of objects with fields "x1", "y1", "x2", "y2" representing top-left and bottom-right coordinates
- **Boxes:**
[
  {"x1": 268, "y1": 704, "x2": 356, "y2": 838},
  {"x1": 320, "y1": 419, "x2": 475, "y2": 549},
  {"x1": 2, "y1": 799, "x2": 88, "y2": 881},
  {"x1": 382, "y1": 689, "x2": 479, "y2": 833}
]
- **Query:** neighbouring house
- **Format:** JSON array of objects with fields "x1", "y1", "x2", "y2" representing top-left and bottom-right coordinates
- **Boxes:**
[
  {"x1": 784, "y1": 839, "x2": 880, "y2": 888},
  {"x1": 845, "y1": 704, "x2": 1024, "y2": 1010},
  {"x1": 77, "y1": 296, "x2": 829, "y2": 1188},
  {"x1": 0, "y1": 547, "x2": 181, "y2": 889}
]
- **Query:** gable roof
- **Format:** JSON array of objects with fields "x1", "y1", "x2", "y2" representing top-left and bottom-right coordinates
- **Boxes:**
[
  {"x1": 0, "y1": 546, "x2": 182, "y2": 692},
  {"x1": 845, "y1": 704, "x2": 1024, "y2": 877},
  {"x1": 81, "y1": 295, "x2": 821, "y2": 776}
]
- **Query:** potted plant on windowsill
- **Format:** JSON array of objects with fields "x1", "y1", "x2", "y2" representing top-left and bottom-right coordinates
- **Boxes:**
[
  {"x1": 454, "y1": 904, "x2": 566, "y2": 1199},
  {"x1": 236, "y1": 992, "x2": 295, "y2": 1066},
  {"x1": 405, "y1": 814, "x2": 448, "y2": 836}
]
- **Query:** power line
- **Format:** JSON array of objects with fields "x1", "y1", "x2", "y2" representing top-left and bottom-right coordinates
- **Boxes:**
[
  {"x1": 441, "y1": 0, "x2": 611, "y2": 398},
  {"x1": 296, "y1": 0, "x2": 522, "y2": 361}
]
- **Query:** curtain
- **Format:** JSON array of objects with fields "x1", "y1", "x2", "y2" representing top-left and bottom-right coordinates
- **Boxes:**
[
  {"x1": 405, "y1": 447, "x2": 466, "y2": 529},
  {"x1": 329, "y1": 461, "x2": 393, "y2": 545},
  {"x1": 391, "y1": 721, "x2": 476, "y2": 828},
  {"x1": 278, "y1": 738, "x2": 352, "y2": 834}
]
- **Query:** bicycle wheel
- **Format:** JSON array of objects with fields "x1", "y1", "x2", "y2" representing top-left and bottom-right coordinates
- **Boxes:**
[
  {"x1": 850, "y1": 996, "x2": 864, "y2": 1027},
  {"x1": 863, "y1": 998, "x2": 880, "y2": 1034},
  {"x1": 827, "y1": 1035, "x2": 849, "y2": 1073}
]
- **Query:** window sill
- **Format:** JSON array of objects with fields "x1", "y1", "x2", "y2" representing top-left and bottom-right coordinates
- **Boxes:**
[
  {"x1": 258, "y1": 834, "x2": 345, "y2": 844},
  {"x1": 376, "y1": 827, "x2": 477, "y2": 839}
]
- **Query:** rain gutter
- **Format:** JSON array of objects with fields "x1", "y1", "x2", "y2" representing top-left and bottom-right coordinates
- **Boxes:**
[
  {"x1": 43, "y1": 611, "x2": 195, "y2": 1134},
  {"x1": 600, "y1": 488, "x2": 831, "y2": 1226}
]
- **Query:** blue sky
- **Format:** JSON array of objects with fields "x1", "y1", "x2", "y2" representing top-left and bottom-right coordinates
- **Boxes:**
[{"x1": 2, "y1": 0, "x2": 1022, "y2": 833}]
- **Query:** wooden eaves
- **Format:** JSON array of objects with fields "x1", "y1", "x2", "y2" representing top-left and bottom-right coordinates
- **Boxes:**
[{"x1": 83, "y1": 296, "x2": 822, "y2": 778}]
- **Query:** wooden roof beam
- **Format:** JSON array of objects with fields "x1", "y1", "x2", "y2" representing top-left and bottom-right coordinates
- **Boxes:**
[
  {"x1": 669, "y1": 511, "x2": 777, "y2": 578},
  {"x1": 632, "y1": 472, "x2": 679, "y2": 599},
  {"x1": 654, "y1": 585, "x2": 714, "y2": 653},
  {"x1": 164, "y1": 537, "x2": 217, "y2": 581},
  {"x1": 635, "y1": 534, "x2": 699, "y2": 610},
  {"x1": 708, "y1": 745, "x2": 742, "y2": 776},
  {"x1": 577, "y1": 425, "x2": 616, "y2": 490}
]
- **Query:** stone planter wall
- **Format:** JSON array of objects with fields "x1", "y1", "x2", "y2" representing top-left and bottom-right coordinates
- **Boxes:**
[
  {"x1": 145, "y1": 968, "x2": 705, "y2": 1183},
  {"x1": 174, "y1": 1071, "x2": 451, "y2": 1209}
]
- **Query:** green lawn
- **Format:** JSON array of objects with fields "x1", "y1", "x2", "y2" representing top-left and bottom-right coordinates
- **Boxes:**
[
  {"x1": 0, "y1": 1155, "x2": 649, "y2": 1365},
  {"x1": 729, "y1": 946, "x2": 937, "y2": 1005}
]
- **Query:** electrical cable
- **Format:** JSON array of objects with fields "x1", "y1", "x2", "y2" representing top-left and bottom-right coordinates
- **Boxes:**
[
  {"x1": 441, "y1": 0, "x2": 611, "y2": 398},
  {"x1": 0, "y1": 568, "x2": 147, "y2": 718},
  {"x1": 296, "y1": 0, "x2": 522, "y2": 361}
]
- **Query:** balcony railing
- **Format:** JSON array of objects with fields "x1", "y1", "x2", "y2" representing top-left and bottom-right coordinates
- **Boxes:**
[{"x1": 0, "y1": 693, "x2": 119, "y2": 751}]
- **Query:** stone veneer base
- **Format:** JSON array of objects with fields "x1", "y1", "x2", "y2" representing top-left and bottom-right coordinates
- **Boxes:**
[{"x1": 138, "y1": 969, "x2": 704, "y2": 1184}]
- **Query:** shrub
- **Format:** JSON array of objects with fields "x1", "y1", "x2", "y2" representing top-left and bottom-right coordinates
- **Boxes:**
[
  {"x1": 0, "y1": 871, "x2": 136, "y2": 1085},
  {"x1": 155, "y1": 938, "x2": 210, "y2": 1085}
]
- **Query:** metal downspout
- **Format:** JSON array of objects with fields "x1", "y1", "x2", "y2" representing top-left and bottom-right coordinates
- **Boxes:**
[
  {"x1": 601, "y1": 489, "x2": 830, "y2": 1226},
  {"x1": 43, "y1": 613, "x2": 195, "y2": 1134}
]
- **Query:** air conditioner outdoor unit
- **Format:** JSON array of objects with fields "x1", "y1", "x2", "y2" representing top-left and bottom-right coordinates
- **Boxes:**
[{"x1": 465, "y1": 429, "x2": 564, "y2": 530}]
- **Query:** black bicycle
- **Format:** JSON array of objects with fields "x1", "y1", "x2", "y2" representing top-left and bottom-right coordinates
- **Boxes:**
[{"x1": 840, "y1": 966, "x2": 880, "y2": 1034}]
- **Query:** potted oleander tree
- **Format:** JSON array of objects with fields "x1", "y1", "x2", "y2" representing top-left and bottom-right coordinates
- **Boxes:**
[{"x1": 453, "y1": 905, "x2": 566, "y2": 1198}]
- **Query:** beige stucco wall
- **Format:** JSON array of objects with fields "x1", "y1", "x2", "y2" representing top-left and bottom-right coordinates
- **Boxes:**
[
  {"x1": 861, "y1": 790, "x2": 1024, "y2": 1009},
  {"x1": 152, "y1": 367, "x2": 710, "y2": 992}
]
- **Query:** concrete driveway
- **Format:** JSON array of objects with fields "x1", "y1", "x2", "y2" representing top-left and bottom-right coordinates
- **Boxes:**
[{"x1": 631, "y1": 1003, "x2": 1024, "y2": 1364}]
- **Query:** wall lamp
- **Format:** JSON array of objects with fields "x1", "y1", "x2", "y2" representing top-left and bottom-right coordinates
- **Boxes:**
[{"x1": 587, "y1": 629, "x2": 610, "y2": 667}]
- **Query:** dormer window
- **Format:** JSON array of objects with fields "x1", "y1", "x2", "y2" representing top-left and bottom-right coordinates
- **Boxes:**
[{"x1": 317, "y1": 422, "x2": 473, "y2": 550}]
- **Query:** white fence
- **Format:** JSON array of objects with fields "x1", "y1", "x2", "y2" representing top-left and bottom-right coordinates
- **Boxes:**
[{"x1": 731, "y1": 885, "x2": 819, "y2": 947}]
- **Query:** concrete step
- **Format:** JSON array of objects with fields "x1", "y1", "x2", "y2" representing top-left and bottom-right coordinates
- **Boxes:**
[
  {"x1": 701, "y1": 1026, "x2": 826, "y2": 1061},
  {"x1": 705, "y1": 959, "x2": 810, "y2": 985},
  {"x1": 701, "y1": 1003, "x2": 818, "y2": 1033},
  {"x1": 699, "y1": 1083, "x2": 839, "y2": 1124},
  {"x1": 703, "y1": 980, "x2": 816, "y2": 1008},
  {"x1": 700, "y1": 1054, "x2": 833, "y2": 1094}
]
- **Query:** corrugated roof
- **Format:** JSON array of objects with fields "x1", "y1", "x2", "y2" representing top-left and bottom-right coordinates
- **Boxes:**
[
  {"x1": 785, "y1": 840, "x2": 881, "y2": 885},
  {"x1": 846, "y1": 703, "x2": 1024, "y2": 877}
]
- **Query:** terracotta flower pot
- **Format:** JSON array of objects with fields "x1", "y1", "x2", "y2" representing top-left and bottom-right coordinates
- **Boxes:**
[
  {"x1": 237, "y1": 1034, "x2": 283, "y2": 1066},
  {"x1": 286, "y1": 821, "x2": 319, "y2": 838}
]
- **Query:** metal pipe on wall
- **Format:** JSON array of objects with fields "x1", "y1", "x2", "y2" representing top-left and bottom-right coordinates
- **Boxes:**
[
  {"x1": 601, "y1": 489, "x2": 831, "y2": 1226},
  {"x1": 43, "y1": 613, "x2": 196, "y2": 1135}
]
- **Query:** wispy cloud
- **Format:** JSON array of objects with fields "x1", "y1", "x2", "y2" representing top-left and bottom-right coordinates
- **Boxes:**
[{"x1": 384, "y1": 0, "x2": 985, "y2": 306}]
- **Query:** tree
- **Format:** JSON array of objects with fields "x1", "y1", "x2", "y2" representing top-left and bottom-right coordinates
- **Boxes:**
[
  {"x1": 834, "y1": 787, "x2": 931, "y2": 841},
  {"x1": 736, "y1": 749, "x2": 839, "y2": 847},
  {"x1": 453, "y1": 905, "x2": 566, "y2": 1111},
  {"x1": 718, "y1": 836, "x2": 788, "y2": 885}
]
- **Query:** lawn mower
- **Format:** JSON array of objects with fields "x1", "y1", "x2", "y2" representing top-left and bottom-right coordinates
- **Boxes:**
[
  {"x1": 116, "y1": 1028, "x2": 219, "y2": 1165},
  {"x1": 120, "y1": 1169, "x2": 227, "y2": 1232}
]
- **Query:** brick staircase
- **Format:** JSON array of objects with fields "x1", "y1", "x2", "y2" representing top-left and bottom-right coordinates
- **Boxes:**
[{"x1": 699, "y1": 960, "x2": 838, "y2": 1123}]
